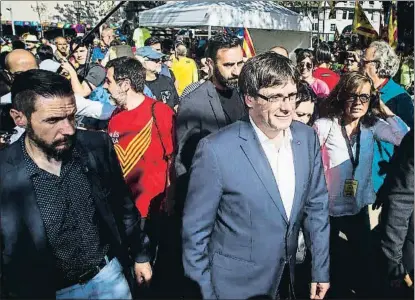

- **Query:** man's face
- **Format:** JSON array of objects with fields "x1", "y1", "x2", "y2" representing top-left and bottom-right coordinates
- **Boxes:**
[
  {"x1": 25, "y1": 42, "x2": 36, "y2": 50},
  {"x1": 73, "y1": 45, "x2": 88, "y2": 65},
  {"x1": 361, "y1": 47, "x2": 378, "y2": 81},
  {"x1": 26, "y1": 95, "x2": 76, "y2": 161},
  {"x1": 102, "y1": 30, "x2": 115, "y2": 47},
  {"x1": 144, "y1": 57, "x2": 162, "y2": 74},
  {"x1": 56, "y1": 38, "x2": 68, "y2": 55},
  {"x1": 246, "y1": 81, "x2": 297, "y2": 134},
  {"x1": 150, "y1": 43, "x2": 162, "y2": 53},
  {"x1": 103, "y1": 67, "x2": 127, "y2": 108},
  {"x1": 211, "y1": 46, "x2": 244, "y2": 89}
]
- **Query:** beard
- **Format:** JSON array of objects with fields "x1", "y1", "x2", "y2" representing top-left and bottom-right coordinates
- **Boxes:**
[
  {"x1": 214, "y1": 65, "x2": 239, "y2": 89},
  {"x1": 110, "y1": 90, "x2": 128, "y2": 109},
  {"x1": 26, "y1": 122, "x2": 75, "y2": 161}
]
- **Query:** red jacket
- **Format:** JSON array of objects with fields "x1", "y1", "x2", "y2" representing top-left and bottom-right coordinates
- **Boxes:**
[{"x1": 108, "y1": 97, "x2": 175, "y2": 217}]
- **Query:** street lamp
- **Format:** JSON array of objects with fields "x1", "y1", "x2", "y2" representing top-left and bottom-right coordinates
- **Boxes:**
[{"x1": 73, "y1": 1, "x2": 82, "y2": 24}]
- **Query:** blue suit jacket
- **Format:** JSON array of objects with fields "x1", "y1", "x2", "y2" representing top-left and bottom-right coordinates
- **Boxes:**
[{"x1": 182, "y1": 117, "x2": 330, "y2": 299}]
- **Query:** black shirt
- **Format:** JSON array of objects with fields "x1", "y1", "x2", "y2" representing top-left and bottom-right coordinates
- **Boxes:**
[
  {"x1": 216, "y1": 88, "x2": 246, "y2": 125},
  {"x1": 146, "y1": 74, "x2": 179, "y2": 109},
  {"x1": 21, "y1": 138, "x2": 109, "y2": 282}
]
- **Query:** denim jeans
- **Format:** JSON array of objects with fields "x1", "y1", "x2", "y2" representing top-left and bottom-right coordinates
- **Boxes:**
[{"x1": 56, "y1": 257, "x2": 132, "y2": 299}]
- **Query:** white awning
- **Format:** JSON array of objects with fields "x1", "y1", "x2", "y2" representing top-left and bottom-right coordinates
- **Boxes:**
[{"x1": 139, "y1": 1, "x2": 312, "y2": 32}]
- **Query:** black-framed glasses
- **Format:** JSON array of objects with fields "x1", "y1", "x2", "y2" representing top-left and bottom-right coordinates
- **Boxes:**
[
  {"x1": 360, "y1": 59, "x2": 378, "y2": 66},
  {"x1": 345, "y1": 93, "x2": 371, "y2": 103},
  {"x1": 256, "y1": 92, "x2": 297, "y2": 104}
]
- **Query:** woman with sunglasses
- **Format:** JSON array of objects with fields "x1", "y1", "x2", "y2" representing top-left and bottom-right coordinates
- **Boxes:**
[
  {"x1": 344, "y1": 50, "x2": 361, "y2": 72},
  {"x1": 314, "y1": 72, "x2": 409, "y2": 297},
  {"x1": 296, "y1": 50, "x2": 330, "y2": 98}
]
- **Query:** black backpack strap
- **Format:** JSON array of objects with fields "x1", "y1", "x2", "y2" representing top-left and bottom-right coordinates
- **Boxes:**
[{"x1": 151, "y1": 101, "x2": 169, "y2": 162}]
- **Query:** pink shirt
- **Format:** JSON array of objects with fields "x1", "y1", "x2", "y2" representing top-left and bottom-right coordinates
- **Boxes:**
[{"x1": 310, "y1": 78, "x2": 330, "y2": 98}]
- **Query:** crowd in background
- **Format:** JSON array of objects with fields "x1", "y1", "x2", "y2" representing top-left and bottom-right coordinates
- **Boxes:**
[{"x1": 0, "y1": 25, "x2": 414, "y2": 300}]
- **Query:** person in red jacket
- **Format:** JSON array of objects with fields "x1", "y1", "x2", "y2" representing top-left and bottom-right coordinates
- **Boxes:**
[
  {"x1": 313, "y1": 42, "x2": 340, "y2": 92},
  {"x1": 104, "y1": 57, "x2": 176, "y2": 269}
]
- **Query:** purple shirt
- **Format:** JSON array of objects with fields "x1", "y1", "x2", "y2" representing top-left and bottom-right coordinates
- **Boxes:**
[{"x1": 310, "y1": 78, "x2": 330, "y2": 98}]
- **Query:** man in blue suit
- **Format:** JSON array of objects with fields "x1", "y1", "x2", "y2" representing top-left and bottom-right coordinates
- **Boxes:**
[{"x1": 182, "y1": 52, "x2": 330, "y2": 299}]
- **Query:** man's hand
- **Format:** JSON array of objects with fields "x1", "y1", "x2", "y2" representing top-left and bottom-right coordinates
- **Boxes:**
[
  {"x1": 134, "y1": 262, "x2": 152, "y2": 286},
  {"x1": 310, "y1": 282, "x2": 330, "y2": 299},
  {"x1": 60, "y1": 60, "x2": 77, "y2": 76}
]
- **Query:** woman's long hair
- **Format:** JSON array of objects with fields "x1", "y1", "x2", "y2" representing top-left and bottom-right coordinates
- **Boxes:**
[{"x1": 319, "y1": 72, "x2": 389, "y2": 127}]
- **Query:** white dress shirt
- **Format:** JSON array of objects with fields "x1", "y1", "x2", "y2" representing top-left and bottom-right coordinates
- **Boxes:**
[
  {"x1": 314, "y1": 116, "x2": 409, "y2": 216},
  {"x1": 250, "y1": 117, "x2": 295, "y2": 219}
]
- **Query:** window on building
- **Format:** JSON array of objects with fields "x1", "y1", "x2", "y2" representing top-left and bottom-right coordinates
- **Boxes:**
[
  {"x1": 312, "y1": 23, "x2": 319, "y2": 31},
  {"x1": 343, "y1": 10, "x2": 347, "y2": 19},
  {"x1": 369, "y1": 1, "x2": 374, "y2": 6},
  {"x1": 312, "y1": 10, "x2": 318, "y2": 19},
  {"x1": 349, "y1": 12, "x2": 354, "y2": 20},
  {"x1": 330, "y1": 24, "x2": 336, "y2": 31}
]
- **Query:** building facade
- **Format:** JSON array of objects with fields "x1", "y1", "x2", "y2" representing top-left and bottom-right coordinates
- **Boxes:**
[{"x1": 293, "y1": 1, "x2": 383, "y2": 42}]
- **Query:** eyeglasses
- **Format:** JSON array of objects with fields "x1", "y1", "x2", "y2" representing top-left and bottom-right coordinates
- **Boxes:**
[
  {"x1": 345, "y1": 59, "x2": 357, "y2": 65},
  {"x1": 145, "y1": 58, "x2": 162, "y2": 63},
  {"x1": 256, "y1": 92, "x2": 297, "y2": 104},
  {"x1": 345, "y1": 93, "x2": 371, "y2": 103},
  {"x1": 298, "y1": 62, "x2": 313, "y2": 70},
  {"x1": 360, "y1": 59, "x2": 378, "y2": 66}
]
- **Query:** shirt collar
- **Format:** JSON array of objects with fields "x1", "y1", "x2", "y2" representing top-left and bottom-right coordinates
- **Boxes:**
[
  {"x1": 377, "y1": 78, "x2": 389, "y2": 91},
  {"x1": 249, "y1": 116, "x2": 293, "y2": 149},
  {"x1": 20, "y1": 134, "x2": 80, "y2": 177}
]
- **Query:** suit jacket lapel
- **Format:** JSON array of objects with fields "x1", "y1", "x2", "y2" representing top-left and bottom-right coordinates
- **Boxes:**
[
  {"x1": 239, "y1": 119, "x2": 289, "y2": 223},
  {"x1": 4, "y1": 143, "x2": 49, "y2": 252},
  {"x1": 288, "y1": 125, "x2": 307, "y2": 229},
  {"x1": 206, "y1": 82, "x2": 227, "y2": 129}
]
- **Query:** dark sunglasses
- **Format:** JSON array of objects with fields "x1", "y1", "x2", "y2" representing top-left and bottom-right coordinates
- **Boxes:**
[
  {"x1": 146, "y1": 57, "x2": 162, "y2": 63},
  {"x1": 298, "y1": 62, "x2": 313, "y2": 70},
  {"x1": 345, "y1": 93, "x2": 371, "y2": 103}
]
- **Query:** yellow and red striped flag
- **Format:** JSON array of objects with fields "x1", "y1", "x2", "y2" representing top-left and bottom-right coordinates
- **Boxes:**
[
  {"x1": 242, "y1": 28, "x2": 256, "y2": 58},
  {"x1": 387, "y1": 1, "x2": 398, "y2": 49},
  {"x1": 352, "y1": 0, "x2": 378, "y2": 39}
]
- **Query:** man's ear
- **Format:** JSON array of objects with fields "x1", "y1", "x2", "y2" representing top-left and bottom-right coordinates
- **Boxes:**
[
  {"x1": 245, "y1": 95, "x2": 254, "y2": 109},
  {"x1": 9, "y1": 109, "x2": 28, "y2": 128},
  {"x1": 121, "y1": 79, "x2": 131, "y2": 93},
  {"x1": 206, "y1": 57, "x2": 215, "y2": 69}
]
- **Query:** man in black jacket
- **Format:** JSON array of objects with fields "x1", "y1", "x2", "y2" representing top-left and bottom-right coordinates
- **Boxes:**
[
  {"x1": 1, "y1": 69, "x2": 152, "y2": 298},
  {"x1": 379, "y1": 130, "x2": 414, "y2": 297}
]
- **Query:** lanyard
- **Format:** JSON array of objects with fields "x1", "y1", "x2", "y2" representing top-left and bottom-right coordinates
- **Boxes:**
[{"x1": 341, "y1": 123, "x2": 361, "y2": 178}]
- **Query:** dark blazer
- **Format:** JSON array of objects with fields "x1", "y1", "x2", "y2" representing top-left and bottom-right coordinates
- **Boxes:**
[
  {"x1": 174, "y1": 81, "x2": 229, "y2": 215},
  {"x1": 175, "y1": 80, "x2": 228, "y2": 177},
  {"x1": 182, "y1": 117, "x2": 330, "y2": 299},
  {"x1": 379, "y1": 130, "x2": 414, "y2": 279},
  {"x1": 0, "y1": 130, "x2": 150, "y2": 298}
]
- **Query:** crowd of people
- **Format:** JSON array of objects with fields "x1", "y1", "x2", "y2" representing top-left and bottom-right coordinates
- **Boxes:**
[{"x1": 0, "y1": 25, "x2": 413, "y2": 300}]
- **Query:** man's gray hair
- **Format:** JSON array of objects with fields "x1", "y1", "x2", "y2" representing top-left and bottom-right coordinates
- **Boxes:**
[{"x1": 369, "y1": 40, "x2": 400, "y2": 78}]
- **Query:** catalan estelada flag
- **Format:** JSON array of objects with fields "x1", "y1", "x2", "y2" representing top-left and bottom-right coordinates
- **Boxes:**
[
  {"x1": 241, "y1": 28, "x2": 256, "y2": 58},
  {"x1": 352, "y1": 0, "x2": 378, "y2": 39},
  {"x1": 387, "y1": 1, "x2": 398, "y2": 49},
  {"x1": 225, "y1": 27, "x2": 256, "y2": 58}
]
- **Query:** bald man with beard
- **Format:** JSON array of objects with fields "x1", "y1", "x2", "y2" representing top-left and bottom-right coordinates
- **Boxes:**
[{"x1": 0, "y1": 50, "x2": 115, "y2": 144}]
